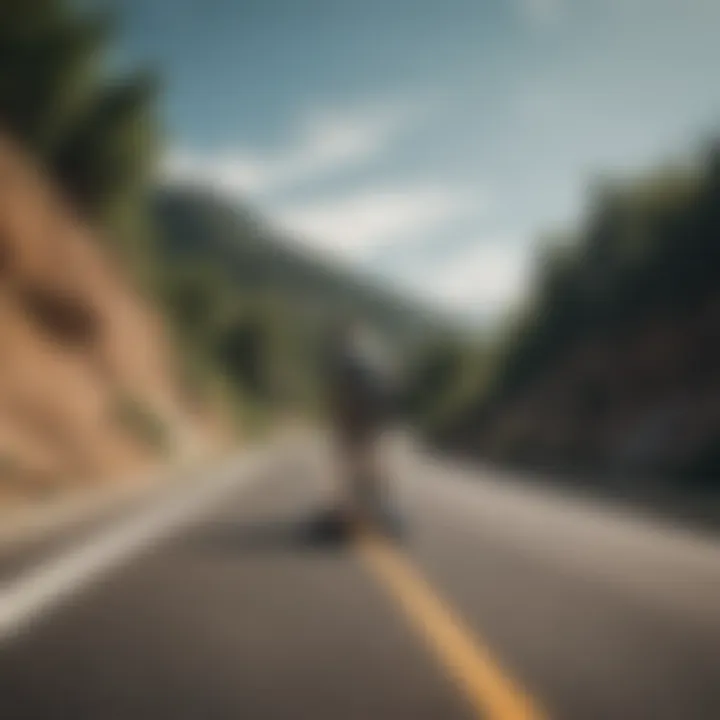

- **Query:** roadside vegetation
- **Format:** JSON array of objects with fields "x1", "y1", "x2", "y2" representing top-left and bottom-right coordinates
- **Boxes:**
[
  {"x1": 111, "y1": 392, "x2": 170, "y2": 454},
  {"x1": 0, "y1": 1, "x2": 327, "y2": 434},
  {"x1": 422, "y1": 149, "x2": 720, "y2": 489}
]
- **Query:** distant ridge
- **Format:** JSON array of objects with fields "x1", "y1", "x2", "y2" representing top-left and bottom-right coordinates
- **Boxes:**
[{"x1": 152, "y1": 184, "x2": 452, "y2": 346}]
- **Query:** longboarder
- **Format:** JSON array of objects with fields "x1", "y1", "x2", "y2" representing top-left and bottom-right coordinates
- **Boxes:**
[{"x1": 325, "y1": 318, "x2": 401, "y2": 536}]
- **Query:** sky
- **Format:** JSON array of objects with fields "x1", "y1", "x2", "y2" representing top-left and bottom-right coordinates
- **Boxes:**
[{"x1": 112, "y1": 0, "x2": 720, "y2": 326}]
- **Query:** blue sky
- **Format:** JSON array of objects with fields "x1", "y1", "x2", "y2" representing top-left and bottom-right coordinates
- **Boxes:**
[{"x1": 113, "y1": 0, "x2": 720, "y2": 325}]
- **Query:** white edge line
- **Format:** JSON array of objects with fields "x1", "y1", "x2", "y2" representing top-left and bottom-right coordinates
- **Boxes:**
[{"x1": 0, "y1": 448, "x2": 273, "y2": 645}]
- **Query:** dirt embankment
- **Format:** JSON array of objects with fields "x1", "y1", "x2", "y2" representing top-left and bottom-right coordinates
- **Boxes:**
[{"x1": 0, "y1": 134, "x2": 226, "y2": 507}]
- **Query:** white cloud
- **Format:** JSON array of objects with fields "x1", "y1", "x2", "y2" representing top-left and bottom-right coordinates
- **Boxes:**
[
  {"x1": 162, "y1": 100, "x2": 414, "y2": 197},
  {"x1": 271, "y1": 184, "x2": 480, "y2": 261},
  {"x1": 405, "y1": 238, "x2": 534, "y2": 319},
  {"x1": 161, "y1": 95, "x2": 483, "y2": 270}
]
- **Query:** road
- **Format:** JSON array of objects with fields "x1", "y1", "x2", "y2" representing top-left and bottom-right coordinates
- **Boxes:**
[{"x1": 1, "y1": 432, "x2": 719, "y2": 719}]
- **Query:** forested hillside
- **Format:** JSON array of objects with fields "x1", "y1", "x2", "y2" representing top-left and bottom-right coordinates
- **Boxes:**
[
  {"x1": 0, "y1": 1, "x2": 226, "y2": 505},
  {"x1": 433, "y1": 147, "x2": 720, "y2": 486},
  {"x1": 149, "y1": 186, "x2": 449, "y2": 422},
  {"x1": 153, "y1": 186, "x2": 440, "y2": 344}
]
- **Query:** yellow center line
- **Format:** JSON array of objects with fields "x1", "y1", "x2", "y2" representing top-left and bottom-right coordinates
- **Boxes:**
[{"x1": 355, "y1": 528, "x2": 547, "y2": 720}]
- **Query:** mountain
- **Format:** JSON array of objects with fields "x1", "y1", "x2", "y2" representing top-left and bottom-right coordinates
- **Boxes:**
[{"x1": 152, "y1": 185, "x2": 446, "y2": 348}]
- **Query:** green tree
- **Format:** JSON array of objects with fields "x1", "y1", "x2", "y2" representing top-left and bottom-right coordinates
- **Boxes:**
[
  {"x1": 0, "y1": 0, "x2": 158, "y2": 250},
  {"x1": 215, "y1": 313, "x2": 268, "y2": 399},
  {"x1": 449, "y1": 141, "x2": 720, "y2": 482}
]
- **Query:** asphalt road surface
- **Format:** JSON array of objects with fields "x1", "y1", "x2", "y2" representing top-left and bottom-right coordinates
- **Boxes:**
[{"x1": 1, "y1": 432, "x2": 719, "y2": 719}]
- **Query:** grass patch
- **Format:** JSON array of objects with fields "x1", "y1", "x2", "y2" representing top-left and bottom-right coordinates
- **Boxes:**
[{"x1": 112, "y1": 393, "x2": 170, "y2": 453}]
